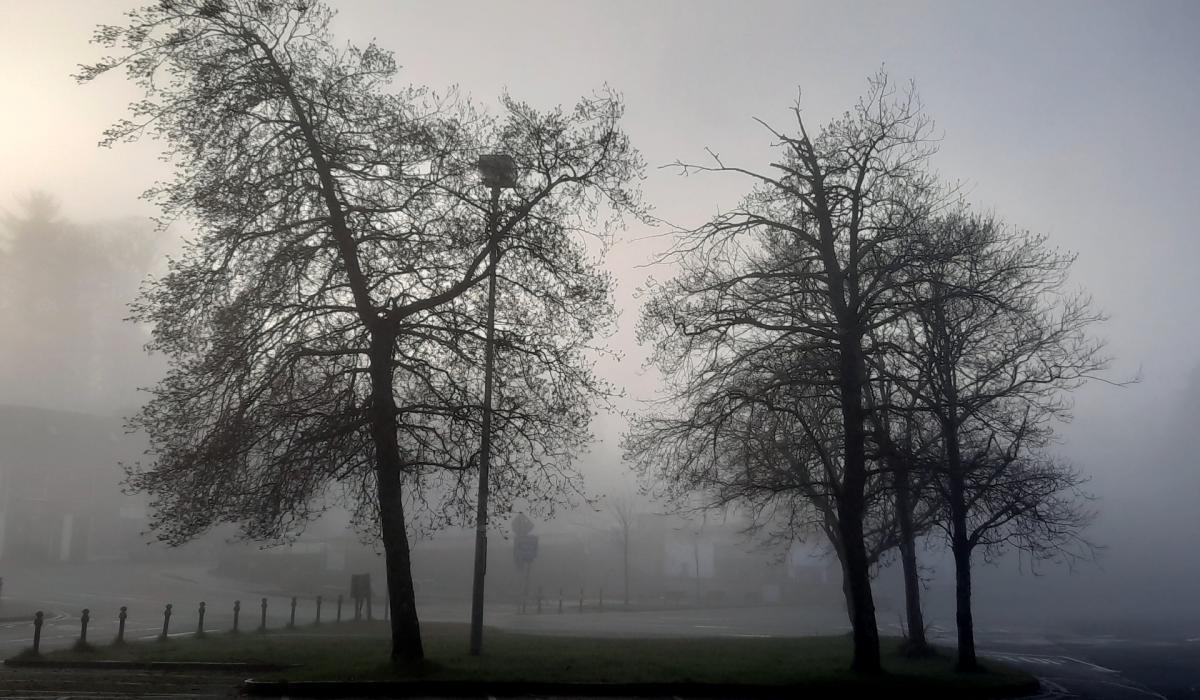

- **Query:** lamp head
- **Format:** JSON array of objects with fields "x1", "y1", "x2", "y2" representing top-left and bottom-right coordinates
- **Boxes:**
[{"x1": 478, "y1": 153, "x2": 518, "y2": 189}]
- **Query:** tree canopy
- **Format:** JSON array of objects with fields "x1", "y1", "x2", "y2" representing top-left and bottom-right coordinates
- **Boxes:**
[{"x1": 80, "y1": 0, "x2": 644, "y2": 662}]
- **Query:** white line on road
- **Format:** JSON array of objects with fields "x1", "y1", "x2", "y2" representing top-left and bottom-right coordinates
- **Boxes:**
[
  {"x1": 1095, "y1": 680, "x2": 1168, "y2": 699},
  {"x1": 1021, "y1": 656, "x2": 1063, "y2": 665},
  {"x1": 988, "y1": 654, "x2": 1064, "y2": 666},
  {"x1": 981, "y1": 649, "x2": 1122, "y2": 673},
  {"x1": 1058, "y1": 655, "x2": 1119, "y2": 674},
  {"x1": 1031, "y1": 677, "x2": 1073, "y2": 699}
]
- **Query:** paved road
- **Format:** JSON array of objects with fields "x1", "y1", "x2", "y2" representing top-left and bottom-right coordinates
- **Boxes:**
[
  {"x1": 979, "y1": 636, "x2": 1200, "y2": 700},
  {"x1": 1, "y1": 563, "x2": 1197, "y2": 698},
  {"x1": 0, "y1": 666, "x2": 244, "y2": 699},
  {"x1": 871, "y1": 618, "x2": 1200, "y2": 700}
]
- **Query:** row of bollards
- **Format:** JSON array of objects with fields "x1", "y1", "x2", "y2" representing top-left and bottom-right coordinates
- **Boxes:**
[
  {"x1": 519, "y1": 587, "x2": 610, "y2": 615},
  {"x1": 27, "y1": 593, "x2": 373, "y2": 655}
]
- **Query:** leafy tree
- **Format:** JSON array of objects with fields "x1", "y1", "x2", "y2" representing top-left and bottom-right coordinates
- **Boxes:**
[
  {"x1": 629, "y1": 72, "x2": 938, "y2": 672},
  {"x1": 79, "y1": 0, "x2": 642, "y2": 663}
]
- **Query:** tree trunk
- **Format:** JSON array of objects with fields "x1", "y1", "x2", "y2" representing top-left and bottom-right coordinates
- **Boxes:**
[
  {"x1": 840, "y1": 566, "x2": 856, "y2": 628},
  {"x1": 369, "y1": 332, "x2": 424, "y2": 664},
  {"x1": 941, "y1": 403, "x2": 978, "y2": 672},
  {"x1": 894, "y1": 467, "x2": 928, "y2": 652},
  {"x1": 837, "y1": 506, "x2": 881, "y2": 673},
  {"x1": 949, "y1": 481, "x2": 977, "y2": 671},
  {"x1": 837, "y1": 341, "x2": 882, "y2": 674},
  {"x1": 825, "y1": 527, "x2": 855, "y2": 628},
  {"x1": 623, "y1": 530, "x2": 630, "y2": 606}
]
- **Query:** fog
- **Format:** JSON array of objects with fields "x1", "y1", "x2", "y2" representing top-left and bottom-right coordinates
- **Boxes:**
[{"x1": 1, "y1": 1, "x2": 1198, "y2": 695}]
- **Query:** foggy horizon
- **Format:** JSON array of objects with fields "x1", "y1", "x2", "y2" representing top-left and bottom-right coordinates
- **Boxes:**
[{"x1": 0, "y1": 1, "x2": 1198, "y2": 698}]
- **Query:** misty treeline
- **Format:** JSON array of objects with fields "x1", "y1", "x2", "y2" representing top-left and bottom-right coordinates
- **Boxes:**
[
  {"x1": 74, "y1": 0, "x2": 1109, "y2": 675},
  {"x1": 0, "y1": 193, "x2": 162, "y2": 414},
  {"x1": 624, "y1": 74, "x2": 1108, "y2": 673}
]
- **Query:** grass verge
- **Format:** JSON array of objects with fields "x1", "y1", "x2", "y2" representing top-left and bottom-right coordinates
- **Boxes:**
[{"x1": 25, "y1": 621, "x2": 1036, "y2": 696}]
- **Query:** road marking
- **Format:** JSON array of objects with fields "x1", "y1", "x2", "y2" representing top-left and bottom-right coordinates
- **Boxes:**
[
  {"x1": 1095, "y1": 680, "x2": 1168, "y2": 699},
  {"x1": 136, "y1": 631, "x2": 194, "y2": 640},
  {"x1": 1022, "y1": 656, "x2": 1063, "y2": 665},
  {"x1": 1059, "y1": 655, "x2": 1118, "y2": 674},
  {"x1": 987, "y1": 653, "x2": 1063, "y2": 666},
  {"x1": 1037, "y1": 677, "x2": 1072, "y2": 695}
]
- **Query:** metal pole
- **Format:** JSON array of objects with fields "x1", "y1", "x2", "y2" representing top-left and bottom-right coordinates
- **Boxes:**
[
  {"x1": 159, "y1": 603, "x2": 172, "y2": 641},
  {"x1": 521, "y1": 561, "x2": 532, "y2": 614},
  {"x1": 32, "y1": 611, "x2": 43, "y2": 654},
  {"x1": 469, "y1": 184, "x2": 502, "y2": 656}
]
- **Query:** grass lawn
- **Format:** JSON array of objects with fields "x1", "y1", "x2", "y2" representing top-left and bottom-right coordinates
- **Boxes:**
[{"x1": 28, "y1": 621, "x2": 1036, "y2": 696}]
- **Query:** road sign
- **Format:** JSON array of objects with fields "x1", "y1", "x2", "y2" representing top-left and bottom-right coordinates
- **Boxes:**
[
  {"x1": 350, "y1": 573, "x2": 371, "y2": 599},
  {"x1": 512, "y1": 513, "x2": 534, "y2": 537},
  {"x1": 514, "y1": 534, "x2": 539, "y2": 564}
]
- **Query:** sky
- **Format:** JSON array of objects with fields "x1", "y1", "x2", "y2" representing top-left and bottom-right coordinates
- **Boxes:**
[{"x1": 1, "y1": 0, "x2": 1198, "y2": 602}]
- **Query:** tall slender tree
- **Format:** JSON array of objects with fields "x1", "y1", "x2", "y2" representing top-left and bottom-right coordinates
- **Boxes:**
[
  {"x1": 630, "y1": 72, "x2": 938, "y2": 672},
  {"x1": 867, "y1": 380, "x2": 941, "y2": 655},
  {"x1": 884, "y1": 212, "x2": 1103, "y2": 670}
]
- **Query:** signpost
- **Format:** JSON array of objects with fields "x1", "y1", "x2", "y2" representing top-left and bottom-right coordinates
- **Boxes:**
[
  {"x1": 350, "y1": 573, "x2": 371, "y2": 621},
  {"x1": 512, "y1": 514, "x2": 538, "y2": 612},
  {"x1": 514, "y1": 534, "x2": 539, "y2": 564}
]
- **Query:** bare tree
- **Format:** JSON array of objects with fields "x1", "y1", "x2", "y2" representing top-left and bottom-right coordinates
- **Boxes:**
[
  {"x1": 868, "y1": 386, "x2": 941, "y2": 655},
  {"x1": 884, "y1": 211, "x2": 1105, "y2": 670},
  {"x1": 626, "y1": 345, "x2": 935, "y2": 631},
  {"x1": 629, "y1": 72, "x2": 938, "y2": 673},
  {"x1": 608, "y1": 493, "x2": 638, "y2": 607},
  {"x1": 80, "y1": 0, "x2": 642, "y2": 664}
]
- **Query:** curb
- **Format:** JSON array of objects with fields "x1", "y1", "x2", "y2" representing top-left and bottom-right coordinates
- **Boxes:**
[
  {"x1": 243, "y1": 680, "x2": 822, "y2": 698},
  {"x1": 242, "y1": 678, "x2": 1043, "y2": 698},
  {"x1": 5, "y1": 659, "x2": 296, "y2": 672}
]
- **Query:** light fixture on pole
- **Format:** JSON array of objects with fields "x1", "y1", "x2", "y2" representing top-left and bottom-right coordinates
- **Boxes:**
[{"x1": 469, "y1": 153, "x2": 517, "y2": 656}]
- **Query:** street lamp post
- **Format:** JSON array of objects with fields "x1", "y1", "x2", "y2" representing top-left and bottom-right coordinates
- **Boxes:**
[{"x1": 469, "y1": 153, "x2": 518, "y2": 656}]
